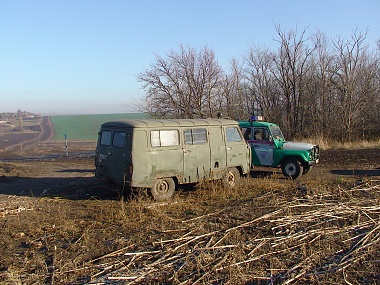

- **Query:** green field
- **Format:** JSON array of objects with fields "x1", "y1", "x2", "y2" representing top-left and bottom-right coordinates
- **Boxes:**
[{"x1": 51, "y1": 113, "x2": 151, "y2": 141}]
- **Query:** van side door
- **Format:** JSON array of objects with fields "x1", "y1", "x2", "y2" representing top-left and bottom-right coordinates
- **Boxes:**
[
  {"x1": 182, "y1": 128, "x2": 211, "y2": 183},
  {"x1": 208, "y1": 126, "x2": 227, "y2": 177},
  {"x1": 149, "y1": 129, "x2": 183, "y2": 181}
]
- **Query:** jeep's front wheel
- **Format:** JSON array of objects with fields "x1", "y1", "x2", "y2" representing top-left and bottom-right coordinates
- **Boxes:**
[
  {"x1": 281, "y1": 158, "x2": 303, "y2": 179},
  {"x1": 151, "y1": 178, "x2": 175, "y2": 201}
]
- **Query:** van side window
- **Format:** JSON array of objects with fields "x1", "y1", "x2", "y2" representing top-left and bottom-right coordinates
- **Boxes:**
[
  {"x1": 100, "y1": 131, "x2": 112, "y2": 146},
  {"x1": 113, "y1": 132, "x2": 126, "y2": 147},
  {"x1": 184, "y1": 128, "x2": 207, "y2": 145},
  {"x1": 151, "y1": 130, "x2": 179, "y2": 147},
  {"x1": 226, "y1": 127, "x2": 243, "y2": 142}
]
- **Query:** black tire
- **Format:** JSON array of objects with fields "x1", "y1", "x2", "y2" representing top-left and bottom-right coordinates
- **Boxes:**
[
  {"x1": 223, "y1": 167, "x2": 241, "y2": 188},
  {"x1": 303, "y1": 165, "x2": 312, "y2": 175},
  {"x1": 281, "y1": 158, "x2": 303, "y2": 179},
  {"x1": 151, "y1": 178, "x2": 175, "y2": 201}
]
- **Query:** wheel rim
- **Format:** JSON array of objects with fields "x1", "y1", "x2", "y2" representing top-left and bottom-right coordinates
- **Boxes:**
[
  {"x1": 157, "y1": 180, "x2": 169, "y2": 194},
  {"x1": 226, "y1": 171, "x2": 236, "y2": 187},
  {"x1": 285, "y1": 163, "x2": 297, "y2": 176}
]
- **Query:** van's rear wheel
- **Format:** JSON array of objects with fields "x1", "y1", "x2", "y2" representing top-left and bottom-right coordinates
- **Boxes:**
[
  {"x1": 223, "y1": 167, "x2": 240, "y2": 188},
  {"x1": 281, "y1": 158, "x2": 303, "y2": 179},
  {"x1": 151, "y1": 178, "x2": 175, "y2": 201}
]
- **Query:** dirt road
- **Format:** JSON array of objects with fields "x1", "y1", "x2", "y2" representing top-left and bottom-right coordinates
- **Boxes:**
[{"x1": 0, "y1": 116, "x2": 54, "y2": 153}]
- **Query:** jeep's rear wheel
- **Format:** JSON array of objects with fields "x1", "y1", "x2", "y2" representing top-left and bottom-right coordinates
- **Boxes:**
[
  {"x1": 151, "y1": 178, "x2": 175, "y2": 201},
  {"x1": 281, "y1": 158, "x2": 303, "y2": 179},
  {"x1": 223, "y1": 167, "x2": 241, "y2": 188}
]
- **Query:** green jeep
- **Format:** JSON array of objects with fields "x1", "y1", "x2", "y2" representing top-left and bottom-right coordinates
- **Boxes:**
[{"x1": 239, "y1": 116, "x2": 320, "y2": 179}]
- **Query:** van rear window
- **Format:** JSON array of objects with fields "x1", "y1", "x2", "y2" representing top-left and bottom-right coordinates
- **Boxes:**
[
  {"x1": 151, "y1": 130, "x2": 179, "y2": 147},
  {"x1": 113, "y1": 132, "x2": 126, "y2": 147},
  {"x1": 100, "y1": 131, "x2": 112, "y2": 146},
  {"x1": 184, "y1": 128, "x2": 207, "y2": 145}
]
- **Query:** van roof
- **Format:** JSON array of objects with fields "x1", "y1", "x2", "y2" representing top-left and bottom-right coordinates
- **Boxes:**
[{"x1": 101, "y1": 119, "x2": 239, "y2": 128}]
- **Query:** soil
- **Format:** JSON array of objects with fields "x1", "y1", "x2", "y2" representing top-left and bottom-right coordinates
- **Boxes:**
[
  {"x1": 0, "y1": 118, "x2": 379, "y2": 284},
  {"x1": 1, "y1": 139, "x2": 379, "y2": 199}
]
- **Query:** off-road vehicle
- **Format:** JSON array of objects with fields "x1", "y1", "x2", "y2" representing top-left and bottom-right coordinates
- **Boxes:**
[
  {"x1": 95, "y1": 119, "x2": 251, "y2": 200},
  {"x1": 239, "y1": 116, "x2": 319, "y2": 179}
]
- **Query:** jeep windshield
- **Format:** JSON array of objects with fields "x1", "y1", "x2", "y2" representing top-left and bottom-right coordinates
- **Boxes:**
[{"x1": 269, "y1": 126, "x2": 285, "y2": 140}]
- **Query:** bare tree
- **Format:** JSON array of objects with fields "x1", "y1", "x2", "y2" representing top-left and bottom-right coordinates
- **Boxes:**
[
  {"x1": 136, "y1": 28, "x2": 380, "y2": 142},
  {"x1": 271, "y1": 25, "x2": 317, "y2": 138},
  {"x1": 213, "y1": 58, "x2": 250, "y2": 120},
  {"x1": 305, "y1": 31, "x2": 338, "y2": 138},
  {"x1": 330, "y1": 29, "x2": 377, "y2": 141},
  {"x1": 244, "y1": 45, "x2": 282, "y2": 122},
  {"x1": 137, "y1": 45, "x2": 224, "y2": 119}
]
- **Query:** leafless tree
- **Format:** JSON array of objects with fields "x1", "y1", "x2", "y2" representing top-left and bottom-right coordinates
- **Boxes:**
[
  {"x1": 271, "y1": 25, "x2": 317, "y2": 138},
  {"x1": 330, "y1": 29, "x2": 377, "y2": 141},
  {"x1": 137, "y1": 45, "x2": 224, "y2": 119},
  {"x1": 244, "y1": 45, "x2": 282, "y2": 122},
  {"x1": 136, "y1": 28, "x2": 380, "y2": 142},
  {"x1": 213, "y1": 58, "x2": 250, "y2": 120},
  {"x1": 306, "y1": 31, "x2": 338, "y2": 138}
]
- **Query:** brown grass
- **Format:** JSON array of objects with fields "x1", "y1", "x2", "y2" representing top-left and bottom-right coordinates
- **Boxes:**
[
  {"x1": 301, "y1": 135, "x2": 380, "y2": 150},
  {"x1": 1, "y1": 175, "x2": 379, "y2": 284}
]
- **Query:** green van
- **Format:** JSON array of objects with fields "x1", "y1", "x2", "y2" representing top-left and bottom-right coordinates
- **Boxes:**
[{"x1": 95, "y1": 119, "x2": 251, "y2": 201}]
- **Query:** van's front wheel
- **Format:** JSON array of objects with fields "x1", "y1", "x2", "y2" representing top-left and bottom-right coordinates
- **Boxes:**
[{"x1": 151, "y1": 178, "x2": 175, "y2": 201}]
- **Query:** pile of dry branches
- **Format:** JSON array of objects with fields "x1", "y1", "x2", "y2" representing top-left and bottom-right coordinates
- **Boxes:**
[{"x1": 82, "y1": 180, "x2": 380, "y2": 284}]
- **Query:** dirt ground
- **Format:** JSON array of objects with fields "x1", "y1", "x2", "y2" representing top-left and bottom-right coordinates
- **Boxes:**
[
  {"x1": 1, "y1": 140, "x2": 379, "y2": 199},
  {"x1": 1, "y1": 116, "x2": 379, "y2": 198},
  {"x1": 0, "y1": 120, "x2": 379, "y2": 284}
]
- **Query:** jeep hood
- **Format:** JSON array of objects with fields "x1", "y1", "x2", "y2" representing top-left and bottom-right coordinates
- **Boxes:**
[{"x1": 282, "y1": 141, "x2": 315, "y2": 151}]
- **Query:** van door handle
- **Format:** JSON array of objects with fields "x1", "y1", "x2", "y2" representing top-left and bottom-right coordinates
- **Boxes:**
[
  {"x1": 108, "y1": 152, "x2": 112, "y2": 155},
  {"x1": 183, "y1": 149, "x2": 191, "y2": 153},
  {"x1": 227, "y1": 147, "x2": 232, "y2": 150}
]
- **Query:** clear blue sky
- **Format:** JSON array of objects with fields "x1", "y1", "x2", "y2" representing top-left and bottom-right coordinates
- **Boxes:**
[{"x1": 1, "y1": 0, "x2": 379, "y2": 114}]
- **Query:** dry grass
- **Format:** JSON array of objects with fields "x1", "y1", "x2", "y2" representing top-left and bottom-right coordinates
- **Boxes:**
[
  {"x1": 1, "y1": 176, "x2": 379, "y2": 284},
  {"x1": 302, "y1": 136, "x2": 380, "y2": 150}
]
